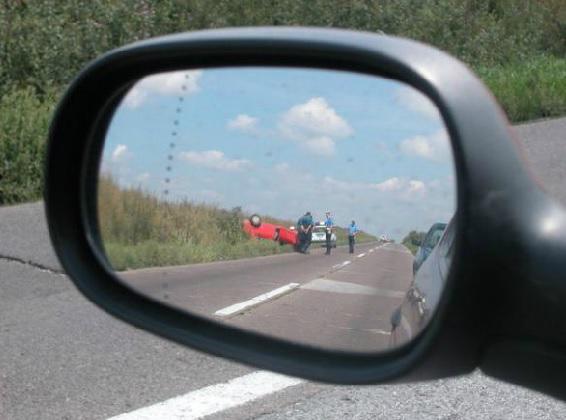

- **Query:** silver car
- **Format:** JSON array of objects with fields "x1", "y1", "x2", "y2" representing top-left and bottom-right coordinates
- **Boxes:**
[{"x1": 310, "y1": 223, "x2": 337, "y2": 248}]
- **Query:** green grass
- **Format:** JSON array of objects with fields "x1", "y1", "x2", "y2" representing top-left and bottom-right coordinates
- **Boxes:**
[
  {"x1": 104, "y1": 238, "x2": 292, "y2": 271},
  {"x1": 1, "y1": 1, "x2": 565, "y2": 206},
  {"x1": 99, "y1": 176, "x2": 378, "y2": 270},
  {"x1": 478, "y1": 55, "x2": 566, "y2": 122},
  {"x1": 401, "y1": 230, "x2": 426, "y2": 255},
  {"x1": 0, "y1": 87, "x2": 56, "y2": 204}
]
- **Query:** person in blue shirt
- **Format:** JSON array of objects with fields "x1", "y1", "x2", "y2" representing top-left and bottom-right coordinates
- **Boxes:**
[
  {"x1": 348, "y1": 220, "x2": 359, "y2": 254},
  {"x1": 297, "y1": 211, "x2": 314, "y2": 253},
  {"x1": 324, "y1": 211, "x2": 334, "y2": 255}
]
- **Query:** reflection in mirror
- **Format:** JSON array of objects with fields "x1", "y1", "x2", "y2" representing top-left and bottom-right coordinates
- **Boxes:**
[{"x1": 98, "y1": 67, "x2": 456, "y2": 353}]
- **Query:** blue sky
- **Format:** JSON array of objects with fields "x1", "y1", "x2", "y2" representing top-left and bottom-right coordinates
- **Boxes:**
[{"x1": 102, "y1": 67, "x2": 455, "y2": 240}]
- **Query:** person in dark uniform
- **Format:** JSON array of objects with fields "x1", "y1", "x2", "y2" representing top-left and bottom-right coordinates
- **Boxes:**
[
  {"x1": 324, "y1": 211, "x2": 334, "y2": 255},
  {"x1": 348, "y1": 220, "x2": 359, "y2": 254},
  {"x1": 297, "y1": 211, "x2": 314, "y2": 253}
]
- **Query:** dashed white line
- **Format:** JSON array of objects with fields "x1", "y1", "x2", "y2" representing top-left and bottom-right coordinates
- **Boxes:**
[
  {"x1": 107, "y1": 370, "x2": 303, "y2": 420},
  {"x1": 331, "y1": 260, "x2": 352, "y2": 270},
  {"x1": 357, "y1": 252, "x2": 366, "y2": 258},
  {"x1": 214, "y1": 283, "x2": 300, "y2": 317}
]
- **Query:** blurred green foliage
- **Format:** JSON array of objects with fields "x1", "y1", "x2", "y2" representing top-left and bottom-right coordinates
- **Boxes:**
[
  {"x1": 402, "y1": 230, "x2": 426, "y2": 255},
  {"x1": 0, "y1": 0, "x2": 564, "y2": 204},
  {"x1": 1, "y1": 0, "x2": 563, "y2": 94},
  {"x1": 0, "y1": 86, "x2": 56, "y2": 204}
]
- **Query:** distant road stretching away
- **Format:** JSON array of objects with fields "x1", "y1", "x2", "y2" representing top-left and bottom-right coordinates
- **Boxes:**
[{"x1": 121, "y1": 241, "x2": 414, "y2": 352}]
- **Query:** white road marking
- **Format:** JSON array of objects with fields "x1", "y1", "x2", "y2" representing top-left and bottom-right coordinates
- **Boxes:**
[
  {"x1": 331, "y1": 260, "x2": 351, "y2": 270},
  {"x1": 214, "y1": 283, "x2": 300, "y2": 317},
  {"x1": 370, "y1": 328, "x2": 392, "y2": 336},
  {"x1": 337, "y1": 326, "x2": 391, "y2": 335},
  {"x1": 302, "y1": 278, "x2": 406, "y2": 298},
  {"x1": 107, "y1": 370, "x2": 303, "y2": 420},
  {"x1": 357, "y1": 253, "x2": 366, "y2": 258}
]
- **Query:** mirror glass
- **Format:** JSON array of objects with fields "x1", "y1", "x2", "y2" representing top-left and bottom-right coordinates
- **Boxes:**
[{"x1": 98, "y1": 67, "x2": 456, "y2": 353}]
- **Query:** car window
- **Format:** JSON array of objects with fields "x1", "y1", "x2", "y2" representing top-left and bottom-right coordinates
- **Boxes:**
[{"x1": 425, "y1": 225, "x2": 446, "y2": 248}]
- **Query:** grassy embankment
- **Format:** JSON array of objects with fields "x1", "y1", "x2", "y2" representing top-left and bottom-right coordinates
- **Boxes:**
[
  {"x1": 99, "y1": 176, "x2": 377, "y2": 270},
  {"x1": 3, "y1": 57, "x2": 564, "y2": 206},
  {"x1": 1, "y1": 1, "x2": 565, "y2": 205}
]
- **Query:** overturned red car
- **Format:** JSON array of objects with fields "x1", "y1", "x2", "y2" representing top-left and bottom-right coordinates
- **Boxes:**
[{"x1": 242, "y1": 214, "x2": 298, "y2": 247}]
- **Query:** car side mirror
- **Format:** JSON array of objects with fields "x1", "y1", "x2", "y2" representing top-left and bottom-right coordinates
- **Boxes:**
[{"x1": 45, "y1": 27, "x2": 566, "y2": 394}]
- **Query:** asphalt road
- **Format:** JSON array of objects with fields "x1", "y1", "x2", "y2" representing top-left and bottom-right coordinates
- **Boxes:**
[
  {"x1": 122, "y1": 242, "x2": 412, "y2": 352},
  {"x1": 1, "y1": 117, "x2": 565, "y2": 419}
]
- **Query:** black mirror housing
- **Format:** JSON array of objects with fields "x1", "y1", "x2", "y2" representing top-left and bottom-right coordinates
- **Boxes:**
[{"x1": 45, "y1": 27, "x2": 566, "y2": 395}]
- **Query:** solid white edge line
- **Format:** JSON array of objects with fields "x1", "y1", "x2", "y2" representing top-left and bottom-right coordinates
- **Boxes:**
[
  {"x1": 214, "y1": 283, "x2": 300, "y2": 317},
  {"x1": 107, "y1": 370, "x2": 303, "y2": 420}
]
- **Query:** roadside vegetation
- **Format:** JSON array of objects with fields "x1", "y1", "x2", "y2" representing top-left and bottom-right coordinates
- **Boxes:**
[
  {"x1": 99, "y1": 176, "x2": 377, "y2": 270},
  {"x1": 1, "y1": 0, "x2": 565, "y2": 205},
  {"x1": 402, "y1": 230, "x2": 426, "y2": 255}
]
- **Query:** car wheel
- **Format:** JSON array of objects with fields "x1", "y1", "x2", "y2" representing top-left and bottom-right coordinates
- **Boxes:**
[{"x1": 249, "y1": 214, "x2": 262, "y2": 227}]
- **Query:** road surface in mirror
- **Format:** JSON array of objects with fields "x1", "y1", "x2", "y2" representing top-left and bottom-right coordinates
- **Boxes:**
[{"x1": 99, "y1": 67, "x2": 456, "y2": 353}]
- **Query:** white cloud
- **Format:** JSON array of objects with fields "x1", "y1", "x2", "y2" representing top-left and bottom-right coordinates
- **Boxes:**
[
  {"x1": 228, "y1": 114, "x2": 258, "y2": 133},
  {"x1": 280, "y1": 97, "x2": 353, "y2": 140},
  {"x1": 179, "y1": 150, "x2": 251, "y2": 172},
  {"x1": 408, "y1": 180, "x2": 426, "y2": 194},
  {"x1": 395, "y1": 86, "x2": 440, "y2": 120},
  {"x1": 123, "y1": 70, "x2": 202, "y2": 108},
  {"x1": 399, "y1": 129, "x2": 450, "y2": 162},
  {"x1": 373, "y1": 177, "x2": 404, "y2": 192},
  {"x1": 319, "y1": 175, "x2": 428, "y2": 197},
  {"x1": 111, "y1": 144, "x2": 130, "y2": 162},
  {"x1": 123, "y1": 88, "x2": 146, "y2": 109},
  {"x1": 278, "y1": 97, "x2": 353, "y2": 156},
  {"x1": 304, "y1": 136, "x2": 335, "y2": 156},
  {"x1": 372, "y1": 177, "x2": 428, "y2": 198},
  {"x1": 400, "y1": 135, "x2": 435, "y2": 159}
]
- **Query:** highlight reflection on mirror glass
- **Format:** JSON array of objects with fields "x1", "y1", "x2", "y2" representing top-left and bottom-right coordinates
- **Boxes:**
[{"x1": 98, "y1": 67, "x2": 456, "y2": 353}]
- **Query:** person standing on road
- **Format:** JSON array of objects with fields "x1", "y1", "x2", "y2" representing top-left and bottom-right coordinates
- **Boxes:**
[
  {"x1": 348, "y1": 220, "x2": 359, "y2": 254},
  {"x1": 297, "y1": 211, "x2": 314, "y2": 254},
  {"x1": 324, "y1": 211, "x2": 334, "y2": 255}
]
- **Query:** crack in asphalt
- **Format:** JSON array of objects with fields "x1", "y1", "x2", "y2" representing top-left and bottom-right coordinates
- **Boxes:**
[{"x1": 0, "y1": 254, "x2": 65, "y2": 275}]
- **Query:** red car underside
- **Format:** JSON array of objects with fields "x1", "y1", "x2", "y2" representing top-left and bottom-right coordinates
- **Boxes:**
[{"x1": 242, "y1": 219, "x2": 298, "y2": 246}]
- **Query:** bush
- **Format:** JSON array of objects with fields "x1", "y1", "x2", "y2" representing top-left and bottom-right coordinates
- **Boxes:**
[
  {"x1": 478, "y1": 55, "x2": 566, "y2": 122},
  {"x1": 1, "y1": 0, "x2": 565, "y2": 206},
  {"x1": 402, "y1": 230, "x2": 426, "y2": 255},
  {"x1": 98, "y1": 176, "x2": 296, "y2": 269},
  {"x1": 0, "y1": 87, "x2": 57, "y2": 204}
]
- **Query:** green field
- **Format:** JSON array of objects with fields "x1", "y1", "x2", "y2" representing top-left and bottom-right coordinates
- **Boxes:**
[
  {"x1": 99, "y1": 176, "x2": 377, "y2": 270},
  {"x1": 1, "y1": 0, "x2": 564, "y2": 205}
]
